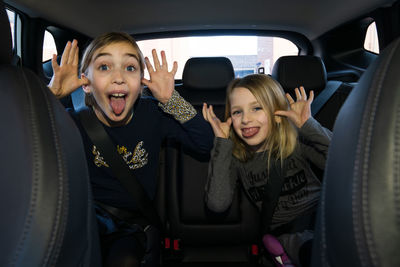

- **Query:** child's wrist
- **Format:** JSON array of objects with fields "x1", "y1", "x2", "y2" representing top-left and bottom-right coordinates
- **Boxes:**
[
  {"x1": 48, "y1": 85, "x2": 63, "y2": 99},
  {"x1": 158, "y1": 90, "x2": 173, "y2": 104}
]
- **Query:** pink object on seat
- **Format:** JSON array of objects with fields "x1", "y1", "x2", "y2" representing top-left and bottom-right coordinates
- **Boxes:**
[{"x1": 262, "y1": 234, "x2": 296, "y2": 267}]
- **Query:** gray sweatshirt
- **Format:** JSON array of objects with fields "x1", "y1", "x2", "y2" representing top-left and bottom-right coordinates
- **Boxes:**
[{"x1": 205, "y1": 117, "x2": 332, "y2": 229}]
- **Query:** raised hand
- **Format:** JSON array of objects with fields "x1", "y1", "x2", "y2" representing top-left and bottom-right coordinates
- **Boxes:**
[
  {"x1": 274, "y1": 86, "x2": 314, "y2": 128},
  {"x1": 48, "y1": 39, "x2": 89, "y2": 98},
  {"x1": 202, "y1": 103, "x2": 232, "y2": 138},
  {"x1": 141, "y1": 49, "x2": 178, "y2": 104}
]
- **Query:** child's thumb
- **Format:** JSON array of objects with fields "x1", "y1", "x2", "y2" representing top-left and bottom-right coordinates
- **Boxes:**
[
  {"x1": 141, "y1": 78, "x2": 150, "y2": 88},
  {"x1": 226, "y1": 117, "x2": 232, "y2": 126},
  {"x1": 51, "y1": 54, "x2": 59, "y2": 70},
  {"x1": 274, "y1": 110, "x2": 288, "y2": 117}
]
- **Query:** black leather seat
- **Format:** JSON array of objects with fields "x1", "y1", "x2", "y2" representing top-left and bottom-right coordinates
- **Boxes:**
[
  {"x1": 0, "y1": 2, "x2": 101, "y2": 266},
  {"x1": 272, "y1": 55, "x2": 354, "y2": 131},
  {"x1": 164, "y1": 57, "x2": 261, "y2": 266},
  {"x1": 311, "y1": 37, "x2": 400, "y2": 266}
]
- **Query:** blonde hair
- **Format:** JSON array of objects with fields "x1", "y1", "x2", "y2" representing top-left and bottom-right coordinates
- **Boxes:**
[
  {"x1": 80, "y1": 32, "x2": 145, "y2": 107},
  {"x1": 225, "y1": 74, "x2": 298, "y2": 163}
]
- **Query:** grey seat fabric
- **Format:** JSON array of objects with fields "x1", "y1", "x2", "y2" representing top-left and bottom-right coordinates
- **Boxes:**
[
  {"x1": 165, "y1": 57, "x2": 261, "y2": 264},
  {"x1": 0, "y1": 2, "x2": 101, "y2": 266},
  {"x1": 311, "y1": 37, "x2": 400, "y2": 267}
]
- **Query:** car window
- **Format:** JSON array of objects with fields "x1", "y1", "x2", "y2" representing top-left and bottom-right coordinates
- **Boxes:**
[
  {"x1": 137, "y1": 35, "x2": 298, "y2": 79},
  {"x1": 6, "y1": 9, "x2": 15, "y2": 49},
  {"x1": 43, "y1": 30, "x2": 57, "y2": 62},
  {"x1": 364, "y1": 21, "x2": 379, "y2": 54}
]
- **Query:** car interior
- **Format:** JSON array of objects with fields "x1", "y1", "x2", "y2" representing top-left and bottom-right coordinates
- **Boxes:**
[{"x1": 1, "y1": 0, "x2": 399, "y2": 266}]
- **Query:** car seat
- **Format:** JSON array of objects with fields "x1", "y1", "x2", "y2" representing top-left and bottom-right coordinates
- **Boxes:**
[
  {"x1": 311, "y1": 37, "x2": 400, "y2": 267},
  {"x1": 0, "y1": 2, "x2": 101, "y2": 266},
  {"x1": 163, "y1": 57, "x2": 262, "y2": 266}
]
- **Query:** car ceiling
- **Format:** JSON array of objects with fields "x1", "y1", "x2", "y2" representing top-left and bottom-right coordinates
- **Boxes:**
[{"x1": 4, "y1": 0, "x2": 397, "y2": 40}]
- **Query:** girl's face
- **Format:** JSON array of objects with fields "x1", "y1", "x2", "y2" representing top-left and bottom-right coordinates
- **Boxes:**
[
  {"x1": 82, "y1": 41, "x2": 142, "y2": 127},
  {"x1": 230, "y1": 87, "x2": 271, "y2": 152}
]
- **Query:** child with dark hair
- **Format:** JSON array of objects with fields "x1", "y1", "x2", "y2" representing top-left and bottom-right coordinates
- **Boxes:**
[{"x1": 48, "y1": 32, "x2": 213, "y2": 267}]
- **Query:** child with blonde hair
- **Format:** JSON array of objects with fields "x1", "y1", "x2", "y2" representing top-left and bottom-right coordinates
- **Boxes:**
[{"x1": 203, "y1": 74, "x2": 331, "y2": 266}]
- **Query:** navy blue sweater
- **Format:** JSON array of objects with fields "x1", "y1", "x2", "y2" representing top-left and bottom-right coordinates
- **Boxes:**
[{"x1": 69, "y1": 93, "x2": 213, "y2": 211}]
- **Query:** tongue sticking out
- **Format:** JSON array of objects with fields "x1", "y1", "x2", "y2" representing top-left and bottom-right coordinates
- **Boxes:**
[
  {"x1": 242, "y1": 127, "x2": 259, "y2": 138},
  {"x1": 110, "y1": 96, "x2": 126, "y2": 115}
]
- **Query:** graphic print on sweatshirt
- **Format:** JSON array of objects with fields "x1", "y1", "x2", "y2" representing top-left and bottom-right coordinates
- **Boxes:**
[
  {"x1": 92, "y1": 141, "x2": 149, "y2": 170},
  {"x1": 246, "y1": 169, "x2": 269, "y2": 206},
  {"x1": 274, "y1": 158, "x2": 309, "y2": 212},
  {"x1": 244, "y1": 166, "x2": 308, "y2": 209}
]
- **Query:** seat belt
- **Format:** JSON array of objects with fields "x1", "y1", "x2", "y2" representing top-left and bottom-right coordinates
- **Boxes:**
[
  {"x1": 311, "y1": 80, "x2": 342, "y2": 117},
  {"x1": 261, "y1": 159, "x2": 285, "y2": 234},
  {"x1": 262, "y1": 160, "x2": 315, "y2": 236},
  {"x1": 78, "y1": 107, "x2": 162, "y2": 230}
]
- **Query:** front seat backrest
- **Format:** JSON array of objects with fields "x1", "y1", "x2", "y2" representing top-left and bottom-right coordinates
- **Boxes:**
[
  {"x1": 311, "y1": 37, "x2": 400, "y2": 267},
  {"x1": 0, "y1": 2, "x2": 101, "y2": 266}
]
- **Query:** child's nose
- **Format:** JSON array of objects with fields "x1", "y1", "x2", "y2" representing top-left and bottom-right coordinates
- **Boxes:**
[
  {"x1": 241, "y1": 112, "x2": 252, "y2": 123},
  {"x1": 112, "y1": 69, "x2": 125, "y2": 84}
]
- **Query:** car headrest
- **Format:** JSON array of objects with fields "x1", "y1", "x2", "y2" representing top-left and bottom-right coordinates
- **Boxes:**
[
  {"x1": 179, "y1": 57, "x2": 234, "y2": 105},
  {"x1": 271, "y1": 55, "x2": 327, "y2": 95},
  {"x1": 183, "y1": 57, "x2": 234, "y2": 91},
  {"x1": 0, "y1": 2, "x2": 12, "y2": 65}
]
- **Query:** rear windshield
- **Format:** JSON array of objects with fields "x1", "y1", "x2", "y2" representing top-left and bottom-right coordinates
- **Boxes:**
[{"x1": 137, "y1": 35, "x2": 298, "y2": 79}]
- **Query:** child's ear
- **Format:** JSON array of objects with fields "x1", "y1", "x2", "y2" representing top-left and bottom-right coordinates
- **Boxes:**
[
  {"x1": 274, "y1": 115, "x2": 282, "y2": 124},
  {"x1": 81, "y1": 73, "x2": 91, "y2": 93}
]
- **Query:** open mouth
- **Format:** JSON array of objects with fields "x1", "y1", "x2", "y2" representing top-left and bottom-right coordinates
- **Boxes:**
[
  {"x1": 109, "y1": 93, "x2": 127, "y2": 116},
  {"x1": 242, "y1": 127, "x2": 259, "y2": 138}
]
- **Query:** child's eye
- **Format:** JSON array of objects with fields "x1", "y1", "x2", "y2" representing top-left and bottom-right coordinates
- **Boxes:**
[
  {"x1": 231, "y1": 110, "x2": 241, "y2": 116},
  {"x1": 126, "y1": 65, "x2": 136, "y2": 72},
  {"x1": 99, "y1": 64, "x2": 109, "y2": 71},
  {"x1": 253, "y1": 106, "x2": 263, "y2": 112}
]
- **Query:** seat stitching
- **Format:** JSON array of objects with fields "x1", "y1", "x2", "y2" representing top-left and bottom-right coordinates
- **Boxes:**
[
  {"x1": 395, "y1": 105, "x2": 400, "y2": 227},
  {"x1": 11, "y1": 68, "x2": 40, "y2": 266},
  {"x1": 37, "y1": 75, "x2": 69, "y2": 266}
]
